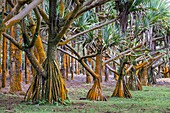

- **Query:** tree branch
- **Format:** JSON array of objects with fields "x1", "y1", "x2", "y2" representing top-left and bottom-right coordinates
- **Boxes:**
[
  {"x1": 6, "y1": 0, "x2": 15, "y2": 8},
  {"x1": 59, "y1": 17, "x2": 119, "y2": 45},
  {"x1": 3, "y1": 32, "x2": 23, "y2": 50},
  {"x1": 25, "y1": 7, "x2": 41, "y2": 48},
  {"x1": 104, "y1": 43, "x2": 143, "y2": 64},
  {"x1": 57, "y1": 47, "x2": 79, "y2": 60},
  {"x1": 53, "y1": 3, "x2": 82, "y2": 44},
  {"x1": 38, "y1": 6, "x2": 49, "y2": 24},
  {"x1": 80, "y1": 52, "x2": 99, "y2": 60},
  {"x1": 4, "y1": 0, "x2": 43, "y2": 29},
  {"x1": 76, "y1": 0, "x2": 111, "y2": 18},
  {"x1": 105, "y1": 64, "x2": 119, "y2": 75},
  {"x1": 65, "y1": 44, "x2": 81, "y2": 58},
  {"x1": 3, "y1": 0, "x2": 30, "y2": 23}
]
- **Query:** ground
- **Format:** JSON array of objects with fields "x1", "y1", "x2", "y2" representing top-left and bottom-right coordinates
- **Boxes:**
[{"x1": 0, "y1": 74, "x2": 170, "y2": 113}]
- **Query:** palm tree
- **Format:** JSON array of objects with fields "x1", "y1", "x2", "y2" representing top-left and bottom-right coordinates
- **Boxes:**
[{"x1": 2, "y1": 0, "x2": 112, "y2": 104}]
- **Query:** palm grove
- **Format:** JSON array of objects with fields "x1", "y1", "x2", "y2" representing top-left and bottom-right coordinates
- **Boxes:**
[{"x1": 0, "y1": 0, "x2": 170, "y2": 104}]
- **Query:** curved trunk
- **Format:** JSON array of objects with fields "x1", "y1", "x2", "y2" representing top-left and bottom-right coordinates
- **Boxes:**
[
  {"x1": 80, "y1": 59, "x2": 106, "y2": 101},
  {"x1": 86, "y1": 78, "x2": 106, "y2": 101}
]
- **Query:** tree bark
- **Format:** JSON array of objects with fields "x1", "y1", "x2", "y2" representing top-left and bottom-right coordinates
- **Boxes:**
[
  {"x1": 10, "y1": 26, "x2": 22, "y2": 92},
  {"x1": 2, "y1": 35, "x2": 7, "y2": 88}
]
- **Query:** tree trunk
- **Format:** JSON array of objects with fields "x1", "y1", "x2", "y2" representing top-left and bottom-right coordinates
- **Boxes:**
[
  {"x1": 95, "y1": 54, "x2": 102, "y2": 82},
  {"x1": 162, "y1": 66, "x2": 169, "y2": 78},
  {"x1": 34, "y1": 35, "x2": 46, "y2": 63},
  {"x1": 71, "y1": 55, "x2": 74, "y2": 80},
  {"x1": 0, "y1": 37, "x2": 2, "y2": 74},
  {"x1": 111, "y1": 59, "x2": 132, "y2": 98},
  {"x1": 71, "y1": 41, "x2": 75, "y2": 80},
  {"x1": 10, "y1": 26, "x2": 22, "y2": 92},
  {"x1": 75, "y1": 42, "x2": 80, "y2": 75},
  {"x1": 19, "y1": 36, "x2": 22, "y2": 82},
  {"x1": 104, "y1": 55, "x2": 109, "y2": 82},
  {"x1": 140, "y1": 67, "x2": 148, "y2": 86},
  {"x1": 60, "y1": 46, "x2": 66, "y2": 79},
  {"x1": 112, "y1": 75, "x2": 132, "y2": 98},
  {"x1": 2, "y1": 35, "x2": 7, "y2": 88},
  {"x1": 25, "y1": 0, "x2": 68, "y2": 104},
  {"x1": 25, "y1": 55, "x2": 31, "y2": 84},
  {"x1": 86, "y1": 58, "x2": 92, "y2": 83},
  {"x1": 113, "y1": 62, "x2": 118, "y2": 80},
  {"x1": 77, "y1": 43, "x2": 80, "y2": 75},
  {"x1": 80, "y1": 59, "x2": 106, "y2": 101},
  {"x1": 15, "y1": 26, "x2": 22, "y2": 88},
  {"x1": 66, "y1": 52, "x2": 69, "y2": 80},
  {"x1": 127, "y1": 68, "x2": 142, "y2": 91}
]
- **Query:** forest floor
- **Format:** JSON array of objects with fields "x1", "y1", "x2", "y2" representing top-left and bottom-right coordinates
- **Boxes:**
[{"x1": 0, "y1": 74, "x2": 170, "y2": 113}]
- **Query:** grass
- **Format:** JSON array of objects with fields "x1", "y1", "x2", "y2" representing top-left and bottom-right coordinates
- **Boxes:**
[{"x1": 0, "y1": 86, "x2": 170, "y2": 113}]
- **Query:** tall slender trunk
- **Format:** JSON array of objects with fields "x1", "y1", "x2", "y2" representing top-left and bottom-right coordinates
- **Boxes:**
[
  {"x1": 95, "y1": 6, "x2": 103, "y2": 82},
  {"x1": 0, "y1": 38, "x2": 2, "y2": 74},
  {"x1": 10, "y1": 26, "x2": 22, "y2": 92},
  {"x1": 61, "y1": 47, "x2": 66, "y2": 79},
  {"x1": 2, "y1": 35, "x2": 7, "y2": 88},
  {"x1": 95, "y1": 54, "x2": 102, "y2": 82},
  {"x1": 25, "y1": 55, "x2": 31, "y2": 84},
  {"x1": 71, "y1": 41, "x2": 75, "y2": 80},
  {"x1": 75, "y1": 41, "x2": 80, "y2": 75},
  {"x1": 66, "y1": 51, "x2": 69, "y2": 80},
  {"x1": 104, "y1": 55, "x2": 109, "y2": 82},
  {"x1": 15, "y1": 26, "x2": 22, "y2": 88},
  {"x1": 19, "y1": 36, "x2": 22, "y2": 82},
  {"x1": 77, "y1": 43, "x2": 80, "y2": 75},
  {"x1": 71, "y1": 55, "x2": 74, "y2": 80},
  {"x1": 148, "y1": 27, "x2": 156, "y2": 84},
  {"x1": 86, "y1": 57, "x2": 92, "y2": 83}
]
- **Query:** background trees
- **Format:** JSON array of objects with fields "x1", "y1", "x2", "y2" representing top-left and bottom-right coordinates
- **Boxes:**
[{"x1": 0, "y1": 0, "x2": 170, "y2": 105}]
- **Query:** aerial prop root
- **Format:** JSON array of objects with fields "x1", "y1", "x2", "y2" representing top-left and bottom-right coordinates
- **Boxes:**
[
  {"x1": 86, "y1": 79, "x2": 107, "y2": 101},
  {"x1": 24, "y1": 58, "x2": 69, "y2": 104}
]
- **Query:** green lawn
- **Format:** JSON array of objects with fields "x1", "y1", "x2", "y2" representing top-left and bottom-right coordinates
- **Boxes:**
[{"x1": 0, "y1": 86, "x2": 170, "y2": 113}]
